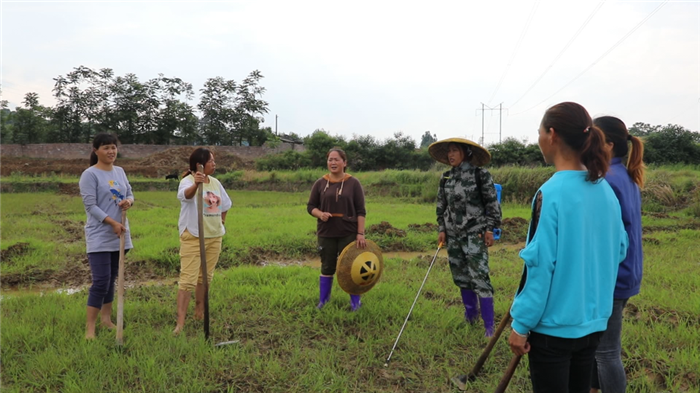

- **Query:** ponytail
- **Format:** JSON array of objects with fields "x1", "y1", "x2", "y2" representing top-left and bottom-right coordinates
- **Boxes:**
[
  {"x1": 541, "y1": 102, "x2": 609, "y2": 182},
  {"x1": 579, "y1": 125, "x2": 610, "y2": 182},
  {"x1": 90, "y1": 152, "x2": 98, "y2": 166},
  {"x1": 593, "y1": 116, "x2": 646, "y2": 188},
  {"x1": 626, "y1": 135, "x2": 646, "y2": 188}
]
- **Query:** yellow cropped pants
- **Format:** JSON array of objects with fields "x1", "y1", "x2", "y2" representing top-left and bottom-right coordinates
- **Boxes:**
[{"x1": 178, "y1": 229, "x2": 222, "y2": 292}]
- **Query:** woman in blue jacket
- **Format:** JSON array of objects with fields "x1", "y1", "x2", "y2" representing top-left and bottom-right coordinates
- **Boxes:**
[
  {"x1": 590, "y1": 116, "x2": 645, "y2": 393},
  {"x1": 508, "y1": 102, "x2": 628, "y2": 393}
]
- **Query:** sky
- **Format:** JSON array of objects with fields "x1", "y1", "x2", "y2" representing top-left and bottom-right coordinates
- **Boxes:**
[{"x1": 2, "y1": 0, "x2": 699, "y2": 147}]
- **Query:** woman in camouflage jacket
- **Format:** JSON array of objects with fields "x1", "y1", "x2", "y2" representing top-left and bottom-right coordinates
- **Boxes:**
[{"x1": 430, "y1": 138, "x2": 502, "y2": 337}]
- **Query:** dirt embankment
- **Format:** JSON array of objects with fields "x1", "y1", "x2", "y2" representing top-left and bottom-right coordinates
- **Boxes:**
[{"x1": 1, "y1": 146, "x2": 252, "y2": 178}]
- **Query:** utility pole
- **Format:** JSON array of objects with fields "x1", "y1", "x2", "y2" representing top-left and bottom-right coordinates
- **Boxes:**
[
  {"x1": 275, "y1": 115, "x2": 278, "y2": 135},
  {"x1": 477, "y1": 103, "x2": 506, "y2": 144},
  {"x1": 499, "y1": 103, "x2": 502, "y2": 143}
]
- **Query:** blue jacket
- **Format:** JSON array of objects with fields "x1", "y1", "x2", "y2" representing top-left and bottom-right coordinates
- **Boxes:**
[
  {"x1": 511, "y1": 171, "x2": 628, "y2": 339},
  {"x1": 605, "y1": 158, "x2": 643, "y2": 299}
]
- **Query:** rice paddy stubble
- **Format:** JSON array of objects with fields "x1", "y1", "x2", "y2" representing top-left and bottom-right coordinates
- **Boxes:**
[{"x1": 1, "y1": 190, "x2": 699, "y2": 392}]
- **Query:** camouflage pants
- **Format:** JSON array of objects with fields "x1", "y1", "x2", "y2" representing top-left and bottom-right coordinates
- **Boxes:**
[{"x1": 446, "y1": 233, "x2": 494, "y2": 298}]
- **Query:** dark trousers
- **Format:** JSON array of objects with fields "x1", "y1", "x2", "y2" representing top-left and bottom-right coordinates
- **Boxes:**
[
  {"x1": 87, "y1": 250, "x2": 128, "y2": 308},
  {"x1": 317, "y1": 235, "x2": 356, "y2": 276},
  {"x1": 528, "y1": 331, "x2": 604, "y2": 393},
  {"x1": 592, "y1": 298, "x2": 629, "y2": 392}
]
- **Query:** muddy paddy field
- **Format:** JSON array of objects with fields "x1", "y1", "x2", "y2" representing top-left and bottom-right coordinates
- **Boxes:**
[{"x1": 1, "y1": 156, "x2": 699, "y2": 392}]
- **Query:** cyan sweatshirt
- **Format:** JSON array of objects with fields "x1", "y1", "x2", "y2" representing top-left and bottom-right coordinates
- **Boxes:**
[{"x1": 511, "y1": 171, "x2": 628, "y2": 339}]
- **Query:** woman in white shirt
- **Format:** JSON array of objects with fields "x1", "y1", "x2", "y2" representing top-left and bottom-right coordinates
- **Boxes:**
[{"x1": 173, "y1": 148, "x2": 232, "y2": 335}]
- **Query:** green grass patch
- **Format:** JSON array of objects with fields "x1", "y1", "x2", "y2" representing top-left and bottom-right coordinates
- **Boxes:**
[{"x1": 1, "y1": 185, "x2": 699, "y2": 392}]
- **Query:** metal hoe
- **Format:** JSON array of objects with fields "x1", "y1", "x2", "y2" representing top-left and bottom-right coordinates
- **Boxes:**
[
  {"x1": 450, "y1": 309, "x2": 515, "y2": 390},
  {"x1": 196, "y1": 163, "x2": 238, "y2": 348},
  {"x1": 116, "y1": 210, "x2": 127, "y2": 346},
  {"x1": 384, "y1": 242, "x2": 443, "y2": 367}
]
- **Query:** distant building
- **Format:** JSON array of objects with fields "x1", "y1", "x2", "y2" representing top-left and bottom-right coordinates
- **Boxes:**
[{"x1": 278, "y1": 133, "x2": 304, "y2": 150}]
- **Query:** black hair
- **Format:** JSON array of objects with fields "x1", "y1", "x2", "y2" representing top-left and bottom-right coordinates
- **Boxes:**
[
  {"x1": 540, "y1": 102, "x2": 610, "y2": 182},
  {"x1": 594, "y1": 116, "x2": 646, "y2": 188},
  {"x1": 182, "y1": 147, "x2": 213, "y2": 178},
  {"x1": 90, "y1": 133, "x2": 120, "y2": 166}
]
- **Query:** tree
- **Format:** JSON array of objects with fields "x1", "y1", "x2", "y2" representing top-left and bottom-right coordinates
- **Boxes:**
[
  {"x1": 628, "y1": 122, "x2": 661, "y2": 137},
  {"x1": 304, "y1": 129, "x2": 346, "y2": 168},
  {"x1": 643, "y1": 124, "x2": 700, "y2": 164},
  {"x1": 234, "y1": 70, "x2": 270, "y2": 146},
  {"x1": 488, "y1": 137, "x2": 545, "y2": 167},
  {"x1": 419, "y1": 131, "x2": 438, "y2": 148},
  {"x1": 1, "y1": 99, "x2": 14, "y2": 143},
  {"x1": 345, "y1": 135, "x2": 380, "y2": 171},
  {"x1": 13, "y1": 92, "x2": 51, "y2": 144},
  {"x1": 198, "y1": 77, "x2": 237, "y2": 145},
  {"x1": 150, "y1": 75, "x2": 196, "y2": 144},
  {"x1": 109, "y1": 73, "x2": 149, "y2": 143},
  {"x1": 377, "y1": 132, "x2": 417, "y2": 169}
]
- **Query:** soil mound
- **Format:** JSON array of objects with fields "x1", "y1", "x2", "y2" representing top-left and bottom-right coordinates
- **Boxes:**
[
  {"x1": 1, "y1": 146, "x2": 251, "y2": 178},
  {"x1": 407, "y1": 223, "x2": 438, "y2": 232},
  {"x1": 367, "y1": 221, "x2": 406, "y2": 237},
  {"x1": 500, "y1": 217, "x2": 529, "y2": 243}
]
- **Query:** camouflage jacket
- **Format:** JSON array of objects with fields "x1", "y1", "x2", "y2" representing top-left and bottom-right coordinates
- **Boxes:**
[{"x1": 436, "y1": 161, "x2": 502, "y2": 238}]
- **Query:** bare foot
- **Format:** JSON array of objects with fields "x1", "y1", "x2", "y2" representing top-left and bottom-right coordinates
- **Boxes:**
[
  {"x1": 194, "y1": 311, "x2": 204, "y2": 321},
  {"x1": 173, "y1": 325, "x2": 184, "y2": 336},
  {"x1": 85, "y1": 331, "x2": 96, "y2": 340},
  {"x1": 101, "y1": 320, "x2": 117, "y2": 330}
]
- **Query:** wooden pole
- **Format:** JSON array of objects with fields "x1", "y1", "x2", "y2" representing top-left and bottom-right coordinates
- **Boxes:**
[
  {"x1": 494, "y1": 354, "x2": 522, "y2": 393},
  {"x1": 196, "y1": 163, "x2": 210, "y2": 340},
  {"x1": 116, "y1": 210, "x2": 127, "y2": 346}
]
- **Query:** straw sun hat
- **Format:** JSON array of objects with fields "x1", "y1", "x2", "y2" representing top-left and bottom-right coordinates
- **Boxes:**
[{"x1": 428, "y1": 138, "x2": 492, "y2": 167}]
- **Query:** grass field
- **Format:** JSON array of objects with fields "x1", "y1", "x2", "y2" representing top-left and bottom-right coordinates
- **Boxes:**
[{"x1": 1, "y1": 187, "x2": 699, "y2": 392}]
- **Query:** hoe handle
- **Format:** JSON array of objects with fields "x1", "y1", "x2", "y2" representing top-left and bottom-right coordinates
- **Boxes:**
[
  {"x1": 196, "y1": 164, "x2": 210, "y2": 340},
  {"x1": 116, "y1": 210, "x2": 127, "y2": 346},
  {"x1": 468, "y1": 309, "x2": 512, "y2": 380},
  {"x1": 494, "y1": 354, "x2": 522, "y2": 393}
]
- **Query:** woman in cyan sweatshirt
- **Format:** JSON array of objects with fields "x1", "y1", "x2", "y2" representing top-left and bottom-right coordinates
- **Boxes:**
[
  {"x1": 590, "y1": 116, "x2": 645, "y2": 393},
  {"x1": 508, "y1": 102, "x2": 628, "y2": 393}
]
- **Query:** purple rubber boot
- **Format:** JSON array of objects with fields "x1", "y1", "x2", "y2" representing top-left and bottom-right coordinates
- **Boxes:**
[
  {"x1": 460, "y1": 289, "x2": 479, "y2": 324},
  {"x1": 317, "y1": 276, "x2": 333, "y2": 309},
  {"x1": 479, "y1": 297, "x2": 495, "y2": 337},
  {"x1": 350, "y1": 295, "x2": 362, "y2": 311}
]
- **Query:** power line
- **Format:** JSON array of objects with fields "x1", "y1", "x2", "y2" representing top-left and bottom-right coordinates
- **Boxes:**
[
  {"x1": 509, "y1": 2, "x2": 604, "y2": 109},
  {"x1": 487, "y1": 0, "x2": 540, "y2": 104},
  {"x1": 510, "y1": 0, "x2": 669, "y2": 117}
]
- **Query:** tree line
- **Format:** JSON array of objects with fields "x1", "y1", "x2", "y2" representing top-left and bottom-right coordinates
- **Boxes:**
[
  {"x1": 486, "y1": 123, "x2": 700, "y2": 166},
  {"x1": 259, "y1": 124, "x2": 700, "y2": 171},
  {"x1": 0, "y1": 66, "x2": 273, "y2": 146},
  {"x1": 2, "y1": 66, "x2": 698, "y2": 168}
]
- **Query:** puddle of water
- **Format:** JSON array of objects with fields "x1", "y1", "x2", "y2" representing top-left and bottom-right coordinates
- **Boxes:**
[{"x1": 2, "y1": 278, "x2": 176, "y2": 298}]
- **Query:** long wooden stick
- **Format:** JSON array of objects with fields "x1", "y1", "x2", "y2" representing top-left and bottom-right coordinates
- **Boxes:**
[
  {"x1": 467, "y1": 309, "x2": 513, "y2": 380},
  {"x1": 196, "y1": 164, "x2": 210, "y2": 340},
  {"x1": 494, "y1": 354, "x2": 522, "y2": 393},
  {"x1": 116, "y1": 210, "x2": 127, "y2": 346}
]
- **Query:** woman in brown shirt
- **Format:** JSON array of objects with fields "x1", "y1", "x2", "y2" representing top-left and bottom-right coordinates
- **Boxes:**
[{"x1": 307, "y1": 148, "x2": 367, "y2": 311}]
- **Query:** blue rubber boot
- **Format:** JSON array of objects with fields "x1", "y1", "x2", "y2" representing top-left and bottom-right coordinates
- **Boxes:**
[
  {"x1": 479, "y1": 297, "x2": 495, "y2": 337},
  {"x1": 317, "y1": 276, "x2": 333, "y2": 309},
  {"x1": 460, "y1": 289, "x2": 479, "y2": 324},
  {"x1": 350, "y1": 295, "x2": 362, "y2": 311}
]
